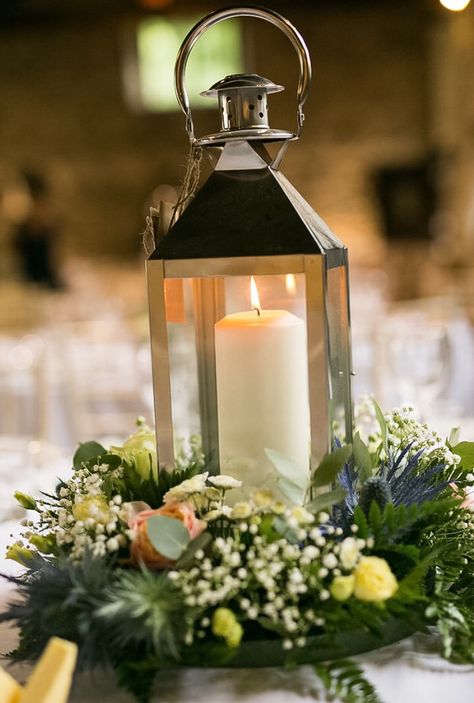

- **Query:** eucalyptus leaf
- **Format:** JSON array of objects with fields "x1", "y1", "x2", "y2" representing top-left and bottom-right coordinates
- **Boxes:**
[
  {"x1": 373, "y1": 399, "x2": 388, "y2": 453},
  {"x1": 277, "y1": 477, "x2": 305, "y2": 505},
  {"x1": 146, "y1": 515, "x2": 190, "y2": 561},
  {"x1": 353, "y1": 432, "x2": 373, "y2": 482},
  {"x1": 312, "y1": 445, "x2": 352, "y2": 488},
  {"x1": 175, "y1": 531, "x2": 212, "y2": 569},
  {"x1": 306, "y1": 488, "x2": 346, "y2": 515},
  {"x1": 273, "y1": 516, "x2": 299, "y2": 543},
  {"x1": 73, "y1": 441, "x2": 106, "y2": 469},
  {"x1": 453, "y1": 441, "x2": 474, "y2": 472},
  {"x1": 265, "y1": 448, "x2": 309, "y2": 489}
]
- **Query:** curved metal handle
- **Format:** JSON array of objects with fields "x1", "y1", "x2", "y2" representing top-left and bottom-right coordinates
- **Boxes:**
[{"x1": 174, "y1": 5, "x2": 312, "y2": 143}]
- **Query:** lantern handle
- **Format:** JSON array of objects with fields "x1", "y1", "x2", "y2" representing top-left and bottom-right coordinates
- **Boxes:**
[{"x1": 174, "y1": 5, "x2": 312, "y2": 143}]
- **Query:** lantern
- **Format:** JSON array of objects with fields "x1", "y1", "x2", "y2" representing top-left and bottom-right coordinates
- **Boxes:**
[{"x1": 147, "y1": 6, "x2": 353, "y2": 487}]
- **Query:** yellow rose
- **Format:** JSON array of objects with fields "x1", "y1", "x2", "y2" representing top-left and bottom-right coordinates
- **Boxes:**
[
  {"x1": 212, "y1": 608, "x2": 243, "y2": 648},
  {"x1": 72, "y1": 496, "x2": 111, "y2": 524},
  {"x1": 330, "y1": 574, "x2": 355, "y2": 601},
  {"x1": 353, "y1": 556, "x2": 398, "y2": 602}
]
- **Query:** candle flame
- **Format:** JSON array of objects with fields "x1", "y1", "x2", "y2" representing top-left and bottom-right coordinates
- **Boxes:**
[
  {"x1": 285, "y1": 273, "x2": 297, "y2": 296},
  {"x1": 250, "y1": 276, "x2": 261, "y2": 313}
]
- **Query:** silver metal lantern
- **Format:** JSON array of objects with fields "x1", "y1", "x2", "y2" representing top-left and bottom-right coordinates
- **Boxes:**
[{"x1": 147, "y1": 7, "x2": 353, "y2": 486}]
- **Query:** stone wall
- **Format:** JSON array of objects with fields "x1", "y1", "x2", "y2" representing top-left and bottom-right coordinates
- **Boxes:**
[{"x1": 0, "y1": 2, "x2": 431, "y2": 263}]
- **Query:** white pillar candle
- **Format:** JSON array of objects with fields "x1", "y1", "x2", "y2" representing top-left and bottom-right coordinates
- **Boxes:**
[{"x1": 214, "y1": 281, "x2": 310, "y2": 492}]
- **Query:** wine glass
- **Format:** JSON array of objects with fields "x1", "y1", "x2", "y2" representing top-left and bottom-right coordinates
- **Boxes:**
[{"x1": 386, "y1": 317, "x2": 451, "y2": 418}]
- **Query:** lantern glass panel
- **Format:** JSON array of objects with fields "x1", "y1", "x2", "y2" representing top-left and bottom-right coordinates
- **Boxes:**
[
  {"x1": 325, "y1": 259, "x2": 352, "y2": 443},
  {"x1": 163, "y1": 272, "x2": 311, "y2": 478}
]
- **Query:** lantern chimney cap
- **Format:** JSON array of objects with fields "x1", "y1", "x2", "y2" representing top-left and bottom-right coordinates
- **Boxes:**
[
  {"x1": 197, "y1": 72, "x2": 293, "y2": 146},
  {"x1": 200, "y1": 73, "x2": 284, "y2": 98}
]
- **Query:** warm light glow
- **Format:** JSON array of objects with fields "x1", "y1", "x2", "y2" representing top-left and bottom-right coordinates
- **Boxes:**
[
  {"x1": 250, "y1": 276, "x2": 262, "y2": 312},
  {"x1": 285, "y1": 273, "x2": 297, "y2": 296},
  {"x1": 439, "y1": 0, "x2": 471, "y2": 11}
]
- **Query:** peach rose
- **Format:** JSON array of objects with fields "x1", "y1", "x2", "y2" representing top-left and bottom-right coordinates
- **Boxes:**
[{"x1": 130, "y1": 502, "x2": 206, "y2": 569}]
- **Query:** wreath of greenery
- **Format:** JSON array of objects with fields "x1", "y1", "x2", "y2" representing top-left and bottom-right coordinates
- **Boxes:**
[{"x1": 2, "y1": 402, "x2": 474, "y2": 703}]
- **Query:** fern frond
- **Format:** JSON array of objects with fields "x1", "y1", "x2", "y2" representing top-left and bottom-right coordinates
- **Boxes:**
[{"x1": 314, "y1": 660, "x2": 382, "y2": 703}]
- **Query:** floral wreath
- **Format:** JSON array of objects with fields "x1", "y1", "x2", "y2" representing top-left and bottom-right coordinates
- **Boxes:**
[{"x1": 2, "y1": 398, "x2": 474, "y2": 703}]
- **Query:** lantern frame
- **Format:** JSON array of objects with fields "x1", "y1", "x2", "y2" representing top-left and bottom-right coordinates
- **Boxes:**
[{"x1": 147, "y1": 7, "x2": 353, "y2": 474}]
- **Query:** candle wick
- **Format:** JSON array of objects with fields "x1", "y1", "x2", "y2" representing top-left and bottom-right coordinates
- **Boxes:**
[{"x1": 252, "y1": 307, "x2": 261, "y2": 317}]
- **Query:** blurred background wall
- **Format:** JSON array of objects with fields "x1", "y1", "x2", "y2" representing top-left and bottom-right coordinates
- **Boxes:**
[
  {"x1": 0, "y1": 0, "x2": 473, "y2": 466},
  {"x1": 0, "y1": 0, "x2": 469, "y2": 271}
]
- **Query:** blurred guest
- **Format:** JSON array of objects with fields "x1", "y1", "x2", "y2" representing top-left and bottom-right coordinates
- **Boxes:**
[{"x1": 12, "y1": 170, "x2": 64, "y2": 289}]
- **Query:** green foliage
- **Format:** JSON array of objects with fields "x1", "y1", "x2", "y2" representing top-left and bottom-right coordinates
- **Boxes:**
[
  {"x1": 312, "y1": 445, "x2": 353, "y2": 488},
  {"x1": 73, "y1": 441, "x2": 107, "y2": 469},
  {"x1": 97, "y1": 567, "x2": 187, "y2": 661},
  {"x1": 265, "y1": 448, "x2": 307, "y2": 504},
  {"x1": 14, "y1": 491, "x2": 37, "y2": 511},
  {"x1": 314, "y1": 660, "x2": 382, "y2": 703},
  {"x1": 352, "y1": 432, "x2": 373, "y2": 482},
  {"x1": 115, "y1": 656, "x2": 161, "y2": 703},
  {"x1": 146, "y1": 515, "x2": 191, "y2": 560},
  {"x1": 373, "y1": 400, "x2": 388, "y2": 455},
  {"x1": 306, "y1": 488, "x2": 347, "y2": 516},
  {"x1": 0, "y1": 554, "x2": 116, "y2": 667},
  {"x1": 354, "y1": 498, "x2": 457, "y2": 551},
  {"x1": 113, "y1": 459, "x2": 199, "y2": 508},
  {"x1": 175, "y1": 532, "x2": 212, "y2": 569},
  {"x1": 453, "y1": 441, "x2": 474, "y2": 472}
]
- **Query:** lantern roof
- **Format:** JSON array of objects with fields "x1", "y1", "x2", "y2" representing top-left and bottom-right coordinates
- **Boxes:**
[
  {"x1": 200, "y1": 73, "x2": 284, "y2": 98},
  {"x1": 151, "y1": 154, "x2": 344, "y2": 261}
]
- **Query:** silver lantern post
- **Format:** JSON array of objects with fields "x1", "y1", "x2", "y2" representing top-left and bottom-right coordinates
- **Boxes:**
[{"x1": 147, "y1": 6, "x2": 353, "y2": 480}]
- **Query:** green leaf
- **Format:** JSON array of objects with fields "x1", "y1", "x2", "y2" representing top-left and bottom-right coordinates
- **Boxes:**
[
  {"x1": 146, "y1": 515, "x2": 190, "y2": 560},
  {"x1": 312, "y1": 444, "x2": 352, "y2": 488},
  {"x1": 448, "y1": 427, "x2": 461, "y2": 447},
  {"x1": 175, "y1": 531, "x2": 212, "y2": 569},
  {"x1": 353, "y1": 432, "x2": 373, "y2": 482},
  {"x1": 396, "y1": 553, "x2": 436, "y2": 601},
  {"x1": 306, "y1": 488, "x2": 346, "y2": 515},
  {"x1": 14, "y1": 491, "x2": 37, "y2": 511},
  {"x1": 265, "y1": 448, "x2": 309, "y2": 489},
  {"x1": 277, "y1": 477, "x2": 305, "y2": 505},
  {"x1": 73, "y1": 441, "x2": 106, "y2": 469},
  {"x1": 453, "y1": 441, "x2": 474, "y2": 472},
  {"x1": 273, "y1": 516, "x2": 300, "y2": 543},
  {"x1": 373, "y1": 399, "x2": 388, "y2": 454},
  {"x1": 353, "y1": 505, "x2": 369, "y2": 539}
]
